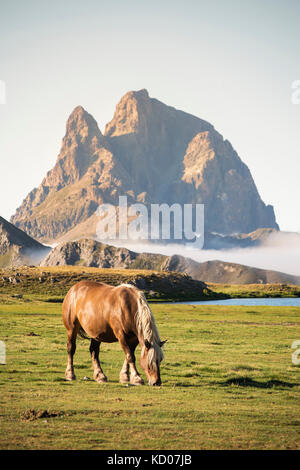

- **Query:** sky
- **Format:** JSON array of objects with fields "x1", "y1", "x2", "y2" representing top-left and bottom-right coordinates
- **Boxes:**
[{"x1": 0, "y1": 0, "x2": 299, "y2": 232}]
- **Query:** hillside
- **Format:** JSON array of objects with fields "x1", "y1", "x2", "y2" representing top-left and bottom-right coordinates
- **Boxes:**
[
  {"x1": 11, "y1": 89, "x2": 278, "y2": 243},
  {"x1": 0, "y1": 216, "x2": 50, "y2": 267},
  {"x1": 0, "y1": 265, "x2": 209, "y2": 301}
]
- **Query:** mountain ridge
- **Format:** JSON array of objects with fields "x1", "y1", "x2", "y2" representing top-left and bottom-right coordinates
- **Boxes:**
[{"x1": 41, "y1": 237, "x2": 300, "y2": 285}]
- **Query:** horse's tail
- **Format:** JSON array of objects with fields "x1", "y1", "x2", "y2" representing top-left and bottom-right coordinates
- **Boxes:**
[{"x1": 78, "y1": 326, "x2": 90, "y2": 340}]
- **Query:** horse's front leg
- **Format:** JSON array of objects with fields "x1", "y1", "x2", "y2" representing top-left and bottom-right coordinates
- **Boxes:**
[
  {"x1": 89, "y1": 339, "x2": 107, "y2": 383},
  {"x1": 118, "y1": 336, "x2": 144, "y2": 385},
  {"x1": 119, "y1": 357, "x2": 130, "y2": 383},
  {"x1": 65, "y1": 329, "x2": 77, "y2": 381}
]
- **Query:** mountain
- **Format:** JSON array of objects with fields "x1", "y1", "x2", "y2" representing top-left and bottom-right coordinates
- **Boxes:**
[
  {"x1": 11, "y1": 89, "x2": 278, "y2": 243},
  {"x1": 0, "y1": 216, "x2": 50, "y2": 267},
  {"x1": 41, "y1": 238, "x2": 300, "y2": 285},
  {"x1": 162, "y1": 255, "x2": 300, "y2": 285}
]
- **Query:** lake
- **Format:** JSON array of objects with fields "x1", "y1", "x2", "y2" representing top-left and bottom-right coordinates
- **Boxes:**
[{"x1": 170, "y1": 298, "x2": 300, "y2": 307}]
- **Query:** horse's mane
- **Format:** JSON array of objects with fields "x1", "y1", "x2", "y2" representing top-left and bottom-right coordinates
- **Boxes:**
[{"x1": 118, "y1": 284, "x2": 164, "y2": 369}]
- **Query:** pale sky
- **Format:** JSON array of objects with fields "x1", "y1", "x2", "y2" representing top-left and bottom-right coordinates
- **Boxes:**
[{"x1": 0, "y1": 0, "x2": 299, "y2": 232}]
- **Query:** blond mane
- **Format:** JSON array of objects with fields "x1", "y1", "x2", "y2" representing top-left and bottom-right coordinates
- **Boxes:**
[{"x1": 117, "y1": 283, "x2": 164, "y2": 369}]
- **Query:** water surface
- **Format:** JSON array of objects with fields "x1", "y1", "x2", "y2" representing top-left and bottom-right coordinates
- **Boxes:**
[{"x1": 170, "y1": 298, "x2": 300, "y2": 307}]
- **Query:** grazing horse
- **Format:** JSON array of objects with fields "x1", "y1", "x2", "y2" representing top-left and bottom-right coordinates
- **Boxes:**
[{"x1": 62, "y1": 281, "x2": 166, "y2": 386}]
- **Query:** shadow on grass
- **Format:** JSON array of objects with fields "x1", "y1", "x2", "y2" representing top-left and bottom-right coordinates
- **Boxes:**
[
  {"x1": 218, "y1": 376, "x2": 298, "y2": 389},
  {"x1": 54, "y1": 377, "x2": 73, "y2": 383},
  {"x1": 172, "y1": 382, "x2": 201, "y2": 388}
]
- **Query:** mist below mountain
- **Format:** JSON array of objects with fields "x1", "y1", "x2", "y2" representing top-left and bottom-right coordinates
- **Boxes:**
[{"x1": 108, "y1": 230, "x2": 300, "y2": 276}]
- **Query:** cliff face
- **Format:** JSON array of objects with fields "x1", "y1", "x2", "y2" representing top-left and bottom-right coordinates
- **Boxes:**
[{"x1": 11, "y1": 89, "x2": 278, "y2": 242}]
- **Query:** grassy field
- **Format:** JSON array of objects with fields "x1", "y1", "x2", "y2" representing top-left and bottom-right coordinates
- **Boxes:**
[
  {"x1": 208, "y1": 282, "x2": 300, "y2": 298},
  {"x1": 0, "y1": 295, "x2": 299, "y2": 449}
]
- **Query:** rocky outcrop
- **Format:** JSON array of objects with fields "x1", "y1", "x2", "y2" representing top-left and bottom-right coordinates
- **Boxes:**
[
  {"x1": 12, "y1": 89, "x2": 278, "y2": 242},
  {"x1": 0, "y1": 216, "x2": 50, "y2": 267},
  {"x1": 41, "y1": 238, "x2": 165, "y2": 269},
  {"x1": 42, "y1": 239, "x2": 137, "y2": 268}
]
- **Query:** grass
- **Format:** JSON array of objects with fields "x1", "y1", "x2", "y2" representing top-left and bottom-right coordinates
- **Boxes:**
[
  {"x1": 208, "y1": 282, "x2": 300, "y2": 298},
  {"x1": 0, "y1": 296, "x2": 299, "y2": 449}
]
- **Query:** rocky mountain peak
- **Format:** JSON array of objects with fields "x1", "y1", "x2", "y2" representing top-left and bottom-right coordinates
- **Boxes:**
[
  {"x1": 104, "y1": 88, "x2": 151, "y2": 137},
  {"x1": 11, "y1": 89, "x2": 279, "y2": 242},
  {"x1": 64, "y1": 105, "x2": 104, "y2": 147}
]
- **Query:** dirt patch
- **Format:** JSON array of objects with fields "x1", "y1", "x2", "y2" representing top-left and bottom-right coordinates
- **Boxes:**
[{"x1": 21, "y1": 409, "x2": 64, "y2": 421}]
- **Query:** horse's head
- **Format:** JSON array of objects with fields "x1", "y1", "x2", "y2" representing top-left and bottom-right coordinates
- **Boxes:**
[{"x1": 140, "y1": 339, "x2": 166, "y2": 386}]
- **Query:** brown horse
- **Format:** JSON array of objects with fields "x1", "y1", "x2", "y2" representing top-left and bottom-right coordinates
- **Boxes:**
[{"x1": 62, "y1": 281, "x2": 166, "y2": 386}]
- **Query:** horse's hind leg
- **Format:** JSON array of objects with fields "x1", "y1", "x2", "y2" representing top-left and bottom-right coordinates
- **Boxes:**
[
  {"x1": 89, "y1": 339, "x2": 107, "y2": 383},
  {"x1": 119, "y1": 336, "x2": 144, "y2": 385},
  {"x1": 65, "y1": 323, "x2": 79, "y2": 381}
]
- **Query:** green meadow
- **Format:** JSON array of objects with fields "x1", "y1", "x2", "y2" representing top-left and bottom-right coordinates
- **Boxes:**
[{"x1": 0, "y1": 295, "x2": 299, "y2": 450}]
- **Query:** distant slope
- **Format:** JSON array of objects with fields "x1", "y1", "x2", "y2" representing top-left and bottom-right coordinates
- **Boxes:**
[
  {"x1": 203, "y1": 228, "x2": 278, "y2": 249},
  {"x1": 162, "y1": 255, "x2": 300, "y2": 285},
  {"x1": 0, "y1": 216, "x2": 50, "y2": 267},
  {"x1": 41, "y1": 238, "x2": 300, "y2": 285}
]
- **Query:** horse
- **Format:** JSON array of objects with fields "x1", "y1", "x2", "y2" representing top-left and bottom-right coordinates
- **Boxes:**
[{"x1": 62, "y1": 280, "x2": 166, "y2": 386}]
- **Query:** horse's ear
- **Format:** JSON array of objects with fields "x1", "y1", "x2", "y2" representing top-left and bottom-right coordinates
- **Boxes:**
[
  {"x1": 144, "y1": 340, "x2": 151, "y2": 350},
  {"x1": 160, "y1": 340, "x2": 167, "y2": 347}
]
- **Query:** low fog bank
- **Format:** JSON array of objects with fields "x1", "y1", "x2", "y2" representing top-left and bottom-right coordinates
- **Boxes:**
[
  {"x1": 110, "y1": 231, "x2": 300, "y2": 276},
  {"x1": 24, "y1": 246, "x2": 51, "y2": 266}
]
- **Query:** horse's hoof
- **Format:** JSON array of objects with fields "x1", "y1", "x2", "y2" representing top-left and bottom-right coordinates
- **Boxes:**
[
  {"x1": 130, "y1": 375, "x2": 144, "y2": 386},
  {"x1": 94, "y1": 373, "x2": 108, "y2": 383},
  {"x1": 119, "y1": 374, "x2": 129, "y2": 384},
  {"x1": 65, "y1": 373, "x2": 76, "y2": 381},
  {"x1": 96, "y1": 377, "x2": 108, "y2": 383}
]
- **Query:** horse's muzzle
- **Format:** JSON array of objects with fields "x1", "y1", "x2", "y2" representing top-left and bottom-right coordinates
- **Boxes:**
[{"x1": 149, "y1": 379, "x2": 161, "y2": 386}]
